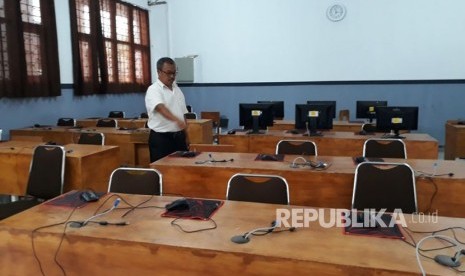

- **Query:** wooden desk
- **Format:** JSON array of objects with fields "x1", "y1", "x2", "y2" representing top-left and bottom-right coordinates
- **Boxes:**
[
  {"x1": 445, "y1": 120, "x2": 465, "y2": 160},
  {"x1": 151, "y1": 152, "x2": 465, "y2": 218},
  {"x1": 186, "y1": 119, "x2": 213, "y2": 144},
  {"x1": 0, "y1": 194, "x2": 461, "y2": 275},
  {"x1": 219, "y1": 130, "x2": 438, "y2": 159},
  {"x1": 10, "y1": 120, "x2": 213, "y2": 167},
  {"x1": 10, "y1": 126, "x2": 145, "y2": 166},
  {"x1": 0, "y1": 141, "x2": 120, "y2": 194},
  {"x1": 270, "y1": 119, "x2": 365, "y2": 132},
  {"x1": 76, "y1": 118, "x2": 147, "y2": 128}
]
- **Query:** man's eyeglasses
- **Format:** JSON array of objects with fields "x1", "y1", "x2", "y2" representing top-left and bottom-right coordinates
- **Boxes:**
[{"x1": 159, "y1": 70, "x2": 177, "y2": 76}]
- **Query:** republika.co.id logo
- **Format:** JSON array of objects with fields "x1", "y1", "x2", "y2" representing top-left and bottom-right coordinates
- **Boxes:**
[{"x1": 275, "y1": 208, "x2": 419, "y2": 228}]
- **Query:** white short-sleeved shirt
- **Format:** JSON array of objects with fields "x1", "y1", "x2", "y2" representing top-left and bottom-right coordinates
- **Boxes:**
[{"x1": 145, "y1": 79, "x2": 188, "y2": 132}]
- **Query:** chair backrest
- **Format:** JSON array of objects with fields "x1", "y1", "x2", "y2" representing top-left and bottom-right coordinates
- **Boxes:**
[
  {"x1": 184, "y1": 112, "x2": 197, "y2": 120},
  {"x1": 78, "y1": 132, "x2": 105, "y2": 145},
  {"x1": 352, "y1": 162, "x2": 417, "y2": 213},
  {"x1": 275, "y1": 140, "x2": 317, "y2": 156},
  {"x1": 226, "y1": 173, "x2": 289, "y2": 205},
  {"x1": 27, "y1": 145, "x2": 66, "y2": 200},
  {"x1": 140, "y1": 112, "x2": 148, "y2": 118},
  {"x1": 108, "y1": 168, "x2": 162, "y2": 195},
  {"x1": 361, "y1": 123, "x2": 377, "y2": 133},
  {"x1": 201, "y1": 111, "x2": 220, "y2": 127},
  {"x1": 108, "y1": 111, "x2": 125, "y2": 118},
  {"x1": 363, "y1": 138, "x2": 407, "y2": 159},
  {"x1": 57, "y1": 118, "x2": 76, "y2": 127},
  {"x1": 96, "y1": 118, "x2": 118, "y2": 128}
]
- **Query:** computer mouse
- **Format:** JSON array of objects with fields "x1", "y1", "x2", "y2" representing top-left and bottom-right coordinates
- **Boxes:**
[
  {"x1": 227, "y1": 130, "x2": 236, "y2": 135},
  {"x1": 311, "y1": 161, "x2": 328, "y2": 169},
  {"x1": 260, "y1": 154, "x2": 278, "y2": 161},
  {"x1": 165, "y1": 199, "x2": 190, "y2": 211},
  {"x1": 80, "y1": 190, "x2": 100, "y2": 202},
  {"x1": 289, "y1": 129, "x2": 300, "y2": 135},
  {"x1": 358, "y1": 130, "x2": 367, "y2": 135},
  {"x1": 181, "y1": 151, "x2": 197, "y2": 157}
]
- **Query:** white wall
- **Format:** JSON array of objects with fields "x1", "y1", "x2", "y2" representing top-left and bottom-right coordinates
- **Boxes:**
[{"x1": 166, "y1": 0, "x2": 465, "y2": 83}]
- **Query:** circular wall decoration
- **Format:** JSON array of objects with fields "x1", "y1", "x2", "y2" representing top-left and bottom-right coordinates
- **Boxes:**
[{"x1": 327, "y1": 4, "x2": 347, "y2": 22}]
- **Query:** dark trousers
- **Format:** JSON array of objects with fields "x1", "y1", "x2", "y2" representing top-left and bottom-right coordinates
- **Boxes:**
[{"x1": 149, "y1": 129, "x2": 188, "y2": 162}]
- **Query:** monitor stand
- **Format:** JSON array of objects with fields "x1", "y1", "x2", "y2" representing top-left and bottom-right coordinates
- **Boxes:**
[
  {"x1": 303, "y1": 129, "x2": 323, "y2": 137},
  {"x1": 382, "y1": 129, "x2": 405, "y2": 139},
  {"x1": 247, "y1": 129, "x2": 266, "y2": 135}
]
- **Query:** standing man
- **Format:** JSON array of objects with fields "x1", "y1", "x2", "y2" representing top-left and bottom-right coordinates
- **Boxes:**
[{"x1": 145, "y1": 57, "x2": 189, "y2": 162}]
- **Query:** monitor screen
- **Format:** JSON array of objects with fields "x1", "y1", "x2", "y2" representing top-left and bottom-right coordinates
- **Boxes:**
[
  {"x1": 306, "y1": 101, "x2": 336, "y2": 119},
  {"x1": 257, "y1": 101, "x2": 284, "y2": 119},
  {"x1": 239, "y1": 103, "x2": 274, "y2": 134},
  {"x1": 295, "y1": 104, "x2": 333, "y2": 136},
  {"x1": 375, "y1": 106, "x2": 419, "y2": 138},
  {"x1": 356, "y1": 101, "x2": 388, "y2": 122}
]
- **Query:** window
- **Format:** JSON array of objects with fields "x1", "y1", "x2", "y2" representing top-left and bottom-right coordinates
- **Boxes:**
[
  {"x1": 0, "y1": 0, "x2": 60, "y2": 98},
  {"x1": 69, "y1": 0, "x2": 151, "y2": 95}
]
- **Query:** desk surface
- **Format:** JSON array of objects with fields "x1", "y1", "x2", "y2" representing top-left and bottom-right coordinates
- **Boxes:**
[
  {"x1": 0, "y1": 193, "x2": 462, "y2": 275},
  {"x1": 0, "y1": 141, "x2": 120, "y2": 194},
  {"x1": 152, "y1": 152, "x2": 465, "y2": 217},
  {"x1": 219, "y1": 130, "x2": 438, "y2": 159}
]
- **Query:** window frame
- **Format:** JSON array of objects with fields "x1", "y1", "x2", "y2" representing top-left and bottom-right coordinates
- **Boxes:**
[
  {"x1": 69, "y1": 0, "x2": 151, "y2": 95},
  {"x1": 0, "y1": 0, "x2": 61, "y2": 98}
]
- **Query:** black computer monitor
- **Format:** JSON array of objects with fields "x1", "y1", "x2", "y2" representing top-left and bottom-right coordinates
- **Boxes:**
[
  {"x1": 306, "y1": 101, "x2": 336, "y2": 119},
  {"x1": 356, "y1": 101, "x2": 388, "y2": 122},
  {"x1": 295, "y1": 104, "x2": 334, "y2": 136},
  {"x1": 257, "y1": 101, "x2": 284, "y2": 119},
  {"x1": 239, "y1": 103, "x2": 274, "y2": 134},
  {"x1": 375, "y1": 106, "x2": 419, "y2": 139}
]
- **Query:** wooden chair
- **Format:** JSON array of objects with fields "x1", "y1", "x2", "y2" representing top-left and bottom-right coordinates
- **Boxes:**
[
  {"x1": 108, "y1": 168, "x2": 162, "y2": 195},
  {"x1": 226, "y1": 173, "x2": 289, "y2": 205},
  {"x1": 57, "y1": 118, "x2": 76, "y2": 127},
  {"x1": 0, "y1": 145, "x2": 66, "y2": 219},
  {"x1": 352, "y1": 162, "x2": 417, "y2": 213},
  {"x1": 78, "y1": 132, "x2": 105, "y2": 145},
  {"x1": 275, "y1": 140, "x2": 317, "y2": 156},
  {"x1": 108, "y1": 111, "x2": 125, "y2": 118},
  {"x1": 96, "y1": 118, "x2": 117, "y2": 128},
  {"x1": 363, "y1": 138, "x2": 407, "y2": 159},
  {"x1": 184, "y1": 112, "x2": 197, "y2": 120}
]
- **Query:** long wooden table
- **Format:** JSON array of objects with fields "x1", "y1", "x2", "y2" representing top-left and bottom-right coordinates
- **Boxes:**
[
  {"x1": 0, "y1": 193, "x2": 462, "y2": 275},
  {"x1": 10, "y1": 119, "x2": 213, "y2": 167},
  {"x1": 76, "y1": 118, "x2": 148, "y2": 128},
  {"x1": 151, "y1": 152, "x2": 465, "y2": 218},
  {"x1": 269, "y1": 119, "x2": 365, "y2": 132},
  {"x1": 445, "y1": 120, "x2": 465, "y2": 160},
  {"x1": 219, "y1": 130, "x2": 438, "y2": 159},
  {"x1": 0, "y1": 141, "x2": 120, "y2": 194}
]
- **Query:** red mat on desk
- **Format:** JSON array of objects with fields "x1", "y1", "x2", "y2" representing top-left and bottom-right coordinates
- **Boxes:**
[{"x1": 161, "y1": 198, "x2": 224, "y2": 220}]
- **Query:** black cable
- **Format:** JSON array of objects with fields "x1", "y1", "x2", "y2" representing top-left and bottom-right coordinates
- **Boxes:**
[
  {"x1": 121, "y1": 195, "x2": 154, "y2": 218},
  {"x1": 92, "y1": 194, "x2": 134, "y2": 215},
  {"x1": 170, "y1": 217, "x2": 217, "y2": 233},
  {"x1": 424, "y1": 177, "x2": 438, "y2": 213},
  {"x1": 31, "y1": 206, "x2": 78, "y2": 276}
]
